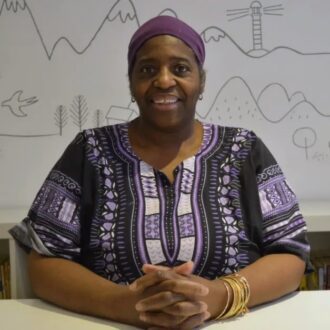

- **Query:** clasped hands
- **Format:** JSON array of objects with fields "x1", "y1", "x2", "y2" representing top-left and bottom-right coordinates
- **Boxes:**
[{"x1": 129, "y1": 261, "x2": 212, "y2": 329}]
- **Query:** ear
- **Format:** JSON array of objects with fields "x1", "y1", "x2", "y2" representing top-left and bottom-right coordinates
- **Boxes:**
[
  {"x1": 129, "y1": 84, "x2": 135, "y2": 103},
  {"x1": 199, "y1": 68, "x2": 206, "y2": 95}
]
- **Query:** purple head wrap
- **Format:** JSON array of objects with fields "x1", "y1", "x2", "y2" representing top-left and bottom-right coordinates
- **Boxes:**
[{"x1": 128, "y1": 15, "x2": 205, "y2": 75}]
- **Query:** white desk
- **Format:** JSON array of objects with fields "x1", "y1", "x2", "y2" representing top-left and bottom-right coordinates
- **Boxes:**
[{"x1": 0, "y1": 291, "x2": 329, "y2": 330}]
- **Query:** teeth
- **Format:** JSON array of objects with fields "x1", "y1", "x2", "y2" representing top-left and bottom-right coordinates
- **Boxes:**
[{"x1": 153, "y1": 96, "x2": 178, "y2": 104}]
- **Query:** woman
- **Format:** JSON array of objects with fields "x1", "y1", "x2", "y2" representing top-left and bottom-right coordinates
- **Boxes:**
[{"x1": 10, "y1": 16, "x2": 311, "y2": 329}]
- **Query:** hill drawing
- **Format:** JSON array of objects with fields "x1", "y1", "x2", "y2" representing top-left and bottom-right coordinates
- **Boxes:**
[{"x1": 198, "y1": 76, "x2": 330, "y2": 124}]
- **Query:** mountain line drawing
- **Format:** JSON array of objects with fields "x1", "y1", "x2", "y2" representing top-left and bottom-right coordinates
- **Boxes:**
[
  {"x1": 197, "y1": 76, "x2": 330, "y2": 123},
  {"x1": 1, "y1": 0, "x2": 330, "y2": 60},
  {"x1": 201, "y1": 25, "x2": 330, "y2": 58},
  {"x1": 0, "y1": 0, "x2": 140, "y2": 60},
  {"x1": 158, "y1": 8, "x2": 178, "y2": 18}
]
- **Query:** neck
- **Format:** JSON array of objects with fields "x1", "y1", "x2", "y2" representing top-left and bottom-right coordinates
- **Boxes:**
[{"x1": 129, "y1": 118, "x2": 199, "y2": 149}]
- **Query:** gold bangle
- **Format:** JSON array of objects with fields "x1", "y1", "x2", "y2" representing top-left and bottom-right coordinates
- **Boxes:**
[
  {"x1": 217, "y1": 273, "x2": 250, "y2": 320},
  {"x1": 215, "y1": 281, "x2": 231, "y2": 320}
]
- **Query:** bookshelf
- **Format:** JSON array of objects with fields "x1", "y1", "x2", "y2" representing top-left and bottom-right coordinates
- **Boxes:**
[
  {"x1": 0, "y1": 201, "x2": 329, "y2": 298},
  {"x1": 0, "y1": 208, "x2": 32, "y2": 299},
  {"x1": 299, "y1": 201, "x2": 330, "y2": 258}
]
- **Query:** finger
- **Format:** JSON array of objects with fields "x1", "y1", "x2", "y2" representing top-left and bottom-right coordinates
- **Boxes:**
[
  {"x1": 163, "y1": 300, "x2": 208, "y2": 316},
  {"x1": 157, "y1": 279, "x2": 209, "y2": 300},
  {"x1": 130, "y1": 269, "x2": 184, "y2": 292},
  {"x1": 140, "y1": 311, "x2": 186, "y2": 328},
  {"x1": 143, "y1": 261, "x2": 194, "y2": 276},
  {"x1": 175, "y1": 311, "x2": 211, "y2": 330},
  {"x1": 136, "y1": 291, "x2": 185, "y2": 312},
  {"x1": 143, "y1": 264, "x2": 171, "y2": 274},
  {"x1": 173, "y1": 261, "x2": 194, "y2": 276},
  {"x1": 129, "y1": 270, "x2": 166, "y2": 291}
]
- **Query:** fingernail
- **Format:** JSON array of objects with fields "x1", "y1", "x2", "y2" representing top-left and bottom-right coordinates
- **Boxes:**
[
  {"x1": 200, "y1": 302, "x2": 208, "y2": 312},
  {"x1": 201, "y1": 286, "x2": 209, "y2": 295},
  {"x1": 139, "y1": 312, "x2": 147, "y2": 322},
  {"x1": 204, "y1": 311, "x2": 211, "y2": 320},
  {"x1": 135, "y1": 302, "x2": 144, "y2": 311}
]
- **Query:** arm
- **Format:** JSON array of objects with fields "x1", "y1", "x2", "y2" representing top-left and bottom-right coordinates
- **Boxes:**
[
  {"x1": 238, "y1": 253, "x2": 305, "y2": 307},
  {"x1": 135, "y1": 253, "x2": 305, "y2": 327},
  {"x1": 28, "y1": 251, "x2": 146, "y2": 328}
]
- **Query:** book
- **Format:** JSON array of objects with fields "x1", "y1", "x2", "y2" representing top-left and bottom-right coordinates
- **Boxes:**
[
  {"x1": 311, "y1": 256, "x2": 330, "y2": 290},
  {"x1": 0, "y1": 259, "x2": 10, "y2": 299}
]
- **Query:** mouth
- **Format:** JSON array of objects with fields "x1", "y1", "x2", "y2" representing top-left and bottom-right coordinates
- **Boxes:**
[{"x1": 151, "y1": 95, "x2": 180, "y2": 104}]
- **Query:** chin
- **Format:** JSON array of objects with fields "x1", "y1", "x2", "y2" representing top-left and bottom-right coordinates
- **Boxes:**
[{"x1": 139, "y1": 110, "x2": 195, "y2": 130}]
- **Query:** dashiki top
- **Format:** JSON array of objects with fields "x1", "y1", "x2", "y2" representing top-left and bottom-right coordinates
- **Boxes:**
[{"x1": 10, "y1": 122, "x2": 311, "y2": 284}]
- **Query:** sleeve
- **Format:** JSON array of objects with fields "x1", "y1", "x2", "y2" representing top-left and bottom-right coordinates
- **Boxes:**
[
  {"x1": 9, "y1": 133, "x2": 86, "y2": 261},
  {"x1": 242, "y1": 134, "x2": 313, "y2": 273}
]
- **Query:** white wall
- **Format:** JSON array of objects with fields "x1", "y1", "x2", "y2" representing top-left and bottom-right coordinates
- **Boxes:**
[{"x1": 0, "y1": 0, "x2": 329, "y2": 207}]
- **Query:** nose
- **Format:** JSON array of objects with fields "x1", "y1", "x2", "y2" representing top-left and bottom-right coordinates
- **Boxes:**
[{"x1": 153, "y1": 67, "x2": 176, "y2": 89}]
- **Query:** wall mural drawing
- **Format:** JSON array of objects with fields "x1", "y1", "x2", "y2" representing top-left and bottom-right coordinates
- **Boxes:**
[
  {"x1": 0, "y1": 0, "x2": 140, "y2": 60},
  {"x1": 70, "y1": 95, "x2": 89, "y2": 132},
  {"x1": 1, "y1": 90, "x2": 38, "y2": 117},
  {"x1": 54, "y1": 105, "x2": 68, "y2": 136},
  {"x1": 226, "y1": 2, "x2": 284, "y2": 56},
  {"x1": 0, "y1": 0, "x2": 329, "y2": 206}
]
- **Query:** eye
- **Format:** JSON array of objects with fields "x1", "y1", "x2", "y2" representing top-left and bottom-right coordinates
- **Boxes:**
[
  {"x1": 174, "y1": 64, "x2": 190, "y2": 75},
  {"x1": 140, "y1": 65, "x2": 156, "y2": 75}
]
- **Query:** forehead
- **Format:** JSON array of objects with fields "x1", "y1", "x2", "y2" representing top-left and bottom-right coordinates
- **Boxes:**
[{"x1": 135, "y1": 35, "x2": 197, "y2": 63}]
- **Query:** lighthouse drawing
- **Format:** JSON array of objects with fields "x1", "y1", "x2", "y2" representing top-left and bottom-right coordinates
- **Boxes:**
[
  {"x1": 227, "y1": 1, "x2": 284, "y2": 56},
  {"x1": 251, "y1": 1, "x2": 263, "y2": 51}
]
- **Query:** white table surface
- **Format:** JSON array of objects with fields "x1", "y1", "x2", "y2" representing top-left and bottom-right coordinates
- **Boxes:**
[{"x1": 0, "y1": 291, "x2": 329, "y2": 330}]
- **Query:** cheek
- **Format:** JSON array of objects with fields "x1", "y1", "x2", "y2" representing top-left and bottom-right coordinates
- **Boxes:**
[
  {"x1": 190, "y1": 86, "x2": 202, "y2": 102},
  {"x1": 130, "y1": 81, "x2": 148, "y2": 99}
]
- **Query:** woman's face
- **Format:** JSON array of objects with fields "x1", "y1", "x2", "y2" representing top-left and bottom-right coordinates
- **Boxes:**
[{"x1": 130, "y1": 35, "x2": 204, "y2": 131}]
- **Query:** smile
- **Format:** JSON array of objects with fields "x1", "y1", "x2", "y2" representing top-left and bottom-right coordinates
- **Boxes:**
[{"x1": 151, "y1": 95, "x2": 179, "y2": 104}]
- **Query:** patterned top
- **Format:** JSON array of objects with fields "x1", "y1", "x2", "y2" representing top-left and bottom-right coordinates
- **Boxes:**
[{"x1": 10, "y1": 122, "x2": 311, "y2": 284}]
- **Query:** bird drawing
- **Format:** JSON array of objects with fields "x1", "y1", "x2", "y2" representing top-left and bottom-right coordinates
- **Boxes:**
[{"x1": 1, "y1": 90, "x2": 38, "y2": 117}]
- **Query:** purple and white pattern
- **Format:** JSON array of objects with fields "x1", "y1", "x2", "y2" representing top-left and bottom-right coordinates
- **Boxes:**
[
  {"x1": 25, "y1": 170, "x2": 81, "y2": 259},
  {"x1": 257, "y1": 164, "x2": 309, "y2": 256},
  {"x1": 85, "y1": 129, "x2": 123, "y2": 283},
  {"x1": 10, "y1": 122, "x2": 311, "y2": 284}
]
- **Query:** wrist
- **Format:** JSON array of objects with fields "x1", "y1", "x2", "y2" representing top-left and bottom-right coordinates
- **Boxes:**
[
  {"x1": 101, "y1": 284, "x2": 143, "y2": 327},
  {"x1": 216, "y1": 273, "x2": 250, "y2": 320},
  {"x1": 208, "y1": 279, "x2": 232, "y2": 319}
]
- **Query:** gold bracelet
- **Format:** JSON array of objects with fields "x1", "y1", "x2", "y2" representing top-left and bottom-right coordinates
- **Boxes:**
[
  {"x1": 226, "y1": 273, "x2": 249, "y2": 318},
  {"x1": 223, "y1": 276, "x2": 240, "y2": 318},
  {"x1": 215, "y1": 281, "x2": 231, "y2": 320},
  {"x1": 217, "y1": 273, "x2": 250, "y2": 320},
  {"x1": 229, "y1": 273, "x2": 249, "y2": 317}
]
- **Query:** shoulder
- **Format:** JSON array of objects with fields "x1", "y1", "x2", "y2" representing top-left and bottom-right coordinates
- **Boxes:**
[
  {"x1": 203, "y1": 121, "x2": 258, "y2": 145},
  {"x1": 81, "y1": 122, "x2": 128, "y2": 142}
]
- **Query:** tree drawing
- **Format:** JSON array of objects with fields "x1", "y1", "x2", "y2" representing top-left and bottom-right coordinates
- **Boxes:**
[
  {"x1": 292, "y1": 127, "x2": 317, "y2": 160},
  {"x1": 54, "y1": 105, "x2": 68, "y2": 136},
  {"x1": 93, "y1": 109, "x2": 104, "y2": 128},
  {"x1": 70, "y1": 95, "x2": 89, "y2": 132}
]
